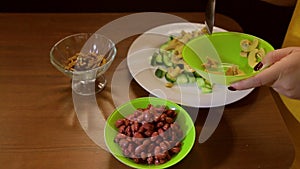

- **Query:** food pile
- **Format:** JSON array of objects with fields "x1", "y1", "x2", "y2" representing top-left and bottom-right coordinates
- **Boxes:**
[
  {"x1": 64, "y1": 52, "x2": 107, "y2": 71},
  {"x1": 113, "y1": 104, "x2": 184, "y2": 165},
  {"x1": 150, "y1": 28, "x2": 213, "y2": 93},
  {"x1": 202, "y1": 57, "x2": 245, "y2": 76}
]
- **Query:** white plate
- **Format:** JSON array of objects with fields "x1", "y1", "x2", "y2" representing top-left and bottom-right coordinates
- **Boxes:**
[{"x1": 127, "y1": 22, "x2": 254, "y2": 107}]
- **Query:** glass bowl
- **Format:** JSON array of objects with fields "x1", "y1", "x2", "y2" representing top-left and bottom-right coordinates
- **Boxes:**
[{"x1": 50, "y1": 33, "x2": 116, "y2": 95}]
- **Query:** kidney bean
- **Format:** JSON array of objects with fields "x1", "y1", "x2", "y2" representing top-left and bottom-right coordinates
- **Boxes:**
[
  {"x1": 124, "y1": 119, "x2": 130, "y2": 126},
  {"x1": 155, "y1": 159, "x2": 163, "y2": 165},
  {"x1": 165, "y1": 117, "x2": 174, "y2": 124},
  {"x1": 171, "y1": 132, "x2": 177, "y2": 141},
  {"x1": 158, "y1": 128, "x2": 165, "y2": 138},
  {"x1": 159, "y1": 159, "x2": 167, "y2": 164},
  {"x1": 147, "y1": 143, "x2": 155, "y2": 153},
  {"x1": 142, "y1": 139, "x2": 151, "y2": 146},
  {"x1": 142, "y1": 123, "x2": 154, "y2": 131},
  {"x1": 118, "y1": 125, "x2": 125, "y2": 133},
  {"x1": 170, "y1": 147, "x2": 181, "y2": 154},
  {"x1": 137, "y1": 125, "x2": 145, "y2": 133},
  {"x1": 156, "y1": 121, "x2": 164, "y2": 128},
  {"x1": 166, "y1": 109, "x2": 174, "y2": 117},
  {"x1": 144, "y1": 130, "x2": 153, "y2": 137},
  {"x1": 155, "y1": 137, "x2": 163, "y2": 145},
  {"x1": 165, "y1": 151, "x2": 171, "y2": 160},
  {"x1": 115, "y1": 119, "x2": 124, "y2": 128},
  {"x1": 154, "y1": 146, "x2": 161, "y2": 155},
  {"x1": 127, "y1": 143, "x2": 135, "y2": 154},
  {"x1": 163, "y1": 141, "x2": 171, "y2": 149},
  {"x1": 125, "y1": 126, "x2": 132, "y2": 136},
  {"x1": 133, "y1": 132, "x2": 143, "y2": 138},
  {"x1": 113, "y1": 137, "x2": 119, "y2": 143},
  {"x1": 147, "y1": 156, "x2": 154, "y2": 164},
  {"x1": 160, "y1": 113, "x2": 167, "y2": 122},
  {"x1": 126, "y1": 136, "x2": 132, "y2": 142},
  {"x1": 144, "y1": 111, "x2": 153, "y2": 122},
  {"x1": 156, "y1": 152, "x2": 167, "y2": 160},
  {"x1": 133, "y1": 158, "x2": 140, "y2": 164},
  {"x1": 150, "y1": 132, "x2": 159, "y2": 142},
  {"x1": 133, "y1": 137, "x2": 143, "y2": 145},
  {"x1": 153, "y1": 114, "x2": 161, "y2": 122},
  {"x1": 140, "y1": 152, "x2": 147, "y2": 160},
  {"x1": 162, "y1": 123, "x2": 170, "y2": 131},
  {"x1": 160, "y1": 142, "x2": 168, "y2": 151},
  {"x1": 133, "y1": 110, "x2": 142, "y2": 117},
  {"x1": 175, "y1": 141, "x2": 181, "y2": 147},
  {"x1": 116, "y1": 133, "x2": 126, "y2": 139},
  {"x1": 123, "y1": 149, "x2": 130, "y2": 157},
  {"x1": 119, "y1": 139, "x2": 129, "y2": 148},
  {"x1": 132, "y1": 121, "x2": 139, "y2": 132},
  {"x1": 135, "y1": 144, "x2": 145, "y2": 155},
  {"x1": 136, "y1": 114, "x2": 144, "y2": 123}
]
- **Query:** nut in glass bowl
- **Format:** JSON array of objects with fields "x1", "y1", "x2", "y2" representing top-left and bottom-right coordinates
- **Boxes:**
[{"x1": 50, "y1": 33, "x2": 117, "y2": 95}]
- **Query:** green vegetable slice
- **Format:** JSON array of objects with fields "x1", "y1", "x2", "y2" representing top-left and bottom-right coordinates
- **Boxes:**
[
  {"x1": 165, "y1": 72, "x2": 177, "y2": 83},
  {"x1": 154, "y1": 68, "x2": 166, "y2": 78},
  {"x1": 176, "y1": 74, "x2": 189, "y2": 84}
]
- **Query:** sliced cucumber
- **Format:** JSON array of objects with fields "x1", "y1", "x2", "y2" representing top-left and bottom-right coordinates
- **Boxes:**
[
  {"x1": 167, "y1": 66, "x2": 181, "y2": 77},
  {"x1": 176, "y1": 74, "x2": 189, "y2": 84},
  {"x1": 186, "y1": 74, "x2": 196, "y2": 83},
  {"x1": 165, "y1": 72, "x2": 176, "y2": 83},
  {"x1": 155, "y1": 53, "x2": 163, "y2": 65},
  {"x1": 162, "y1": 52, "x2": 173, "y2": 67},
  {"x1": 196, "y1": 78, "x2": 206, "y2": 88},
  {"x1": 150, "y1": 53, "x2": 157, "y2": 66},
  {"x1": 154, "y1": 67, "x2": 166, "y2": 78},
  {"x1": 201, "y1": 86, "x2": 213, "y2": 93},
  {"x1": 159, "y1": 42, "x2": 169, "y2": 53},
  {"x1": 196, "y1": 77, "x2": 213, "y2": 93},
  {"x1": 150, "y1": 52, "x2": 163, "y2": 66}
]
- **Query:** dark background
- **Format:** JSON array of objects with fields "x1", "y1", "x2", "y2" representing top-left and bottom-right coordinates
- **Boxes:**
[{"x1": 1, "y1": 0, "x2": 295, "y2": 49}]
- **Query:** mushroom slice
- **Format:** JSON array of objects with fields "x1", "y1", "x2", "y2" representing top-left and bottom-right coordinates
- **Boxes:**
[
  {"x1": 240, "y1": 51, "x2": 248, "y2": 57},
  {"x1": 240, "y1": 39, "x2": 252, "y2": 52},
  {"x1": 256, "y1": 48, "x2": 266, "y2": 59},
  {"x1": 163, "y1": 39, "x2": 182, "y2": 51},
  {"x1": 250, "y1": 38, "x2": 259, "y2": 50},
  {"x1": 248, "y1": 48, "x2": 259, "y2": 68},
  {"x1": 240, "y1": 38, "x2": 259, "y2": 52}
]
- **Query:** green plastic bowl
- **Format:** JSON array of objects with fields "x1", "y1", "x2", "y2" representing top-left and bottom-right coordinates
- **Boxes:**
[
  {"x1": 104, "y1": 97, "x2": 196, "y2": 169},
  {"x1": 182, "y1": 32, "x2": 274, "y2": 85}
]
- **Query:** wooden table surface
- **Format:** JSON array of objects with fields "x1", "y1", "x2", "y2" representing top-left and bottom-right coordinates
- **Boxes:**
[{"x1": 0, "y1": 12, "x2": 295, "y2": 169}]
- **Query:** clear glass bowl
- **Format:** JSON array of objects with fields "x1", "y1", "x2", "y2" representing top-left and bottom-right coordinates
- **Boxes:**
[{"x1": 50, "y1": 33, "x2": 117, "y2": 95}]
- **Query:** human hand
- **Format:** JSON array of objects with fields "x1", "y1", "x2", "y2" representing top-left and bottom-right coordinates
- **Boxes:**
[{"x1": 228, "y1": 47, "x2": 300, "y2": 99}]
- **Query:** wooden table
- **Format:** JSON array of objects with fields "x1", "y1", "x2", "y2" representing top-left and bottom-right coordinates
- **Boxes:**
[{"x1": 0, "y1": 13, "x2": 295, "y2": 169}]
